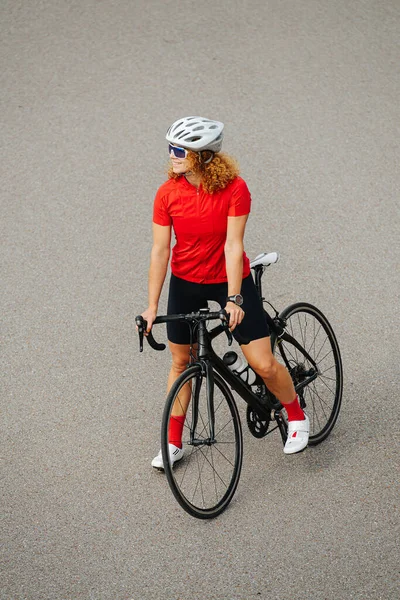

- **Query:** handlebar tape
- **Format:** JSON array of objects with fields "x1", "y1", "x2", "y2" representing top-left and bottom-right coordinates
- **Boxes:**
[{"x1": 146, "y1": 331, "x2": 166, "y2": 351}]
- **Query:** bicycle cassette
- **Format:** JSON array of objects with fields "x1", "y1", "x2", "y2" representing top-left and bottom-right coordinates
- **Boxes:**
[{"x1": 246, "y1": 405, "x2": 272, "y2": 438}]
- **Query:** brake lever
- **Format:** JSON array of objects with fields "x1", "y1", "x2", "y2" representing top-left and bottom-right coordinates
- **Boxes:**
[
  {"x1": 135, "y1": 316, "x2": 145, "y2": 352},
  {"x1": 219, "y1": 310, "x2": 233, "y2": 346}
]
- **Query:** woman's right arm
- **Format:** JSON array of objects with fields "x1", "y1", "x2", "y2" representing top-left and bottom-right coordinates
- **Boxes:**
[{"x1": 141, "y1": 223, "x2": 171, "y2": 332}]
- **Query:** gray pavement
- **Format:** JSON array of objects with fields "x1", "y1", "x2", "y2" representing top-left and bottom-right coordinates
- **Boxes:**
[{"x1": 1, "y1": 1, "x2": 399, "y2": 599}]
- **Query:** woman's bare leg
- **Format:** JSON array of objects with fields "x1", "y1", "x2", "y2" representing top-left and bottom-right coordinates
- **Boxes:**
[
  {"x1": 241, "y1": 336, "x2": 296, "y2": 405},
  {"x1": 167, "y1": 342, "x2": 192, "y2": 416}
]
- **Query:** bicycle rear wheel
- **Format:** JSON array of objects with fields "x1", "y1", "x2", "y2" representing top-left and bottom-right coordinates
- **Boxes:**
[
  {"x1": 272, "y1": 303, "x2": 343, "y2": 445},
  {"x1": 161, "y1": 364, "x2": 243, "y2": 519}
]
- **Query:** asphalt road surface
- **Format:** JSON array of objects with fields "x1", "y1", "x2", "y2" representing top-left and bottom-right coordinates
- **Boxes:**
[{"x1": 1, "y1": 1, "x2": 399, "y2": 599}]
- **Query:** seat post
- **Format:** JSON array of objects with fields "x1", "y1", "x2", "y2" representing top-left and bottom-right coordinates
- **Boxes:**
[{"x1": 253, "y1": 266, "x2": 263, "y2": 299}]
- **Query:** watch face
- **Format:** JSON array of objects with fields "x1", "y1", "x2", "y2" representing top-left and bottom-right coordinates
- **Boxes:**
[{"x1": 235, "y1": 294, "x2": 244, "y2": 306}]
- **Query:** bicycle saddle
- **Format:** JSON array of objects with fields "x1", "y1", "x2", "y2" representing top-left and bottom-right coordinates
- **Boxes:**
[{"x1": 250, "y1": 252, "x2": 280, "y2": 269}]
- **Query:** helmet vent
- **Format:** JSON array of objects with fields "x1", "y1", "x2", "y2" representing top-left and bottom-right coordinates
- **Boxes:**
[{"x1": 172, "y1": 121, "x2": 184, "y2": 132}]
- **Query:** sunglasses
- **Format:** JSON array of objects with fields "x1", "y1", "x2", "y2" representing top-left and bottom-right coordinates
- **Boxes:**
[{"x1": 168, "y1": 144, "x2": 189, "y2": 159}]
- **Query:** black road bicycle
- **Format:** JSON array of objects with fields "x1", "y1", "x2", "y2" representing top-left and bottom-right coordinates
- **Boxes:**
[{"x1": 136, "y1": 252, "x2": 343, "y2": 519}]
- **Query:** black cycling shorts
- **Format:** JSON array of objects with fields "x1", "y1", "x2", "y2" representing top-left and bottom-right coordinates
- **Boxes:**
[{"x1": 167, "y1": 274, "x2": 270, "y2": 345}]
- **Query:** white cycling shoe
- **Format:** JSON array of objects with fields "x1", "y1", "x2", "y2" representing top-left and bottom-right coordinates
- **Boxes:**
[
  {"x1": 283, "y1": 415, "x2": 310, "y2": 454},
  {"x1": 151, "y1": 443, "x2": 184, "y2": 470}
]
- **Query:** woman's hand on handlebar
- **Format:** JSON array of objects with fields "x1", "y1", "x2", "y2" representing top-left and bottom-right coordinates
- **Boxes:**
[
  {"x1": 224, "y1": 302, "x2": 245, "y2": 331},
  {"x1": 140, "y1": 307, "x2": 157, "y2": 335}
]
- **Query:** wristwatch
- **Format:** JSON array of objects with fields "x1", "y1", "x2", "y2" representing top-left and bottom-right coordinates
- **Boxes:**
[{"x1": 227, "y1": 294, "x2": 244, "y2": 306}]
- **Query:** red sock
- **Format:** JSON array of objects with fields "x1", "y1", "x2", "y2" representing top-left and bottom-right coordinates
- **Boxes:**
[
  {"x1": 284, "y1": 396, "x2": 305, "y2": 422},
  {"x1": 168, "y1": 415, "x2": 185, "y2": 449}
]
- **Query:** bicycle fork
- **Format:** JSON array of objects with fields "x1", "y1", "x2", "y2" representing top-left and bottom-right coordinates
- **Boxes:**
[{"x1": 189, "y1": 362, "x2": 216, "y2": 447}]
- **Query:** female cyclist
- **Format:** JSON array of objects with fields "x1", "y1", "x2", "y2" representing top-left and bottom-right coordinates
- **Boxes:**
[{"x1": 140, "y1": 116, "x2": 309, "y2": 469}]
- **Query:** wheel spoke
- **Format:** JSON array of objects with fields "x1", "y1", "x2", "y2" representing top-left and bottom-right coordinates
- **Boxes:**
[{"x1": 317, "y1": 374, "x2": 336, "y2": 396}]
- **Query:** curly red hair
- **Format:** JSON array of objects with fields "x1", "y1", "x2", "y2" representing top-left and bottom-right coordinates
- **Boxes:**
[{"x1": 167, "y1": 152, "x2": 240, "y2": 193}]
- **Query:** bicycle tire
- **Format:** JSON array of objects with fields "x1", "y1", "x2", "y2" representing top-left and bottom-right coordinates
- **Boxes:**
[
  {"x1": 271, "y1": 302, "x2": 343, "y2": 445},
  {"x1": 161, "y1": 364, "x2": 243, "y2": 519}
]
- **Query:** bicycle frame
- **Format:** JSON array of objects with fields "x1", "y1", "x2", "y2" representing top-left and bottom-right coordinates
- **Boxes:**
[{"x1": 196, "y1": 317, "x2": 289, "y2": 443}]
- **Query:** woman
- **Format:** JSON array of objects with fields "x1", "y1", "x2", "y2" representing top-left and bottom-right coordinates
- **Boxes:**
[{"x1": 141, "y1": 116, "x2": 309, "y2": 469}]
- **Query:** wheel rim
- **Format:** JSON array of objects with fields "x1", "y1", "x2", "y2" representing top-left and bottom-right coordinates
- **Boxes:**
[
  {"x1": 273, "y1": 305, "x2": 342, "y2": 443},
  {"x1": 163, "y1": 369, "x2": 242, "y2": 517}
]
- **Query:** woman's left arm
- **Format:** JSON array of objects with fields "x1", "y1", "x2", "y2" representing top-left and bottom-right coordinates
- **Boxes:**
[{"x1": 224, "y1": 214, "x2": 248, "y2": 330}]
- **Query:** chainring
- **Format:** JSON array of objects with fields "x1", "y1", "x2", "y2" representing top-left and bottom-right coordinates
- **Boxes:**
[{"x1": 246, "y1": 405, "x2": 272, "y2": 438}]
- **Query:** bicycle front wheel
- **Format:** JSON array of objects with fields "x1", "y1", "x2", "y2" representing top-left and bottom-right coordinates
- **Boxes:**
[
  {"x1": 272, "y1": 303, "x2": 343, "y2": 445},
  {"x1": 161, "y1": 364, "x2": 243, "y2": 519}
]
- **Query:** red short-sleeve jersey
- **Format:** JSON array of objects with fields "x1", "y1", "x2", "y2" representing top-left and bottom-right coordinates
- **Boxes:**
[{"x1": 153, "y1": 176, "x2": 251, "y2": 283}]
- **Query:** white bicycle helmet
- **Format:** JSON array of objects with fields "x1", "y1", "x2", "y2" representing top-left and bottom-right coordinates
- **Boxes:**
[{"x1": 166, "y1": 116, "x2": 224, "y2": 153}]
